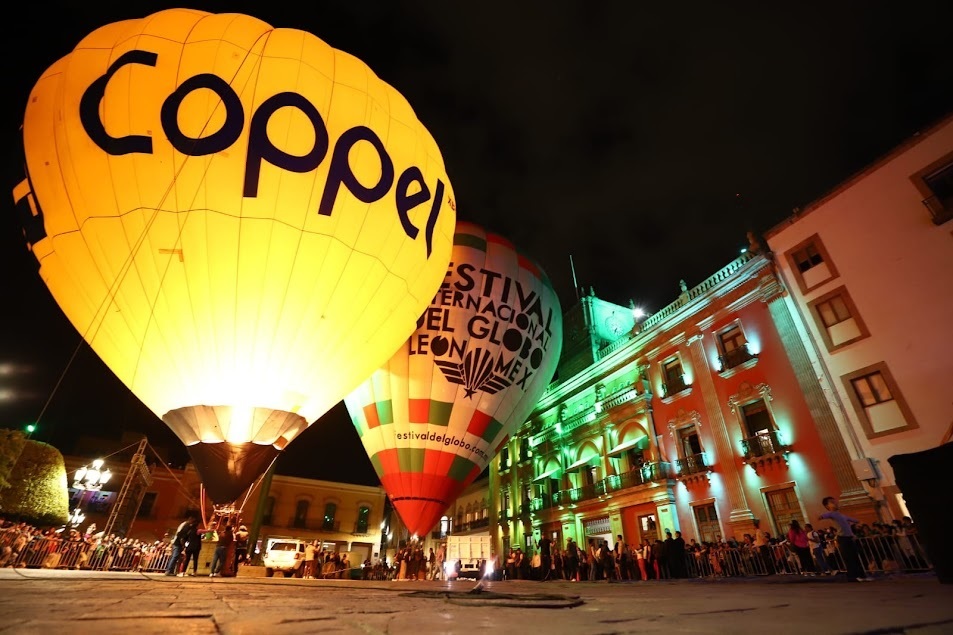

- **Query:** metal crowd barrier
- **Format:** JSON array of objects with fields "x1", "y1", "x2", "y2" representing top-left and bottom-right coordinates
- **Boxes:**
[
  {"x1": 0, "y1": 534, "x2": 176, "y2": 573},
  {"x1": 0, "y1": 532, "x2": 934, "y2": 579},
  {"x1": 681, "y1": 535, "x2": 933, "y2": 578}
]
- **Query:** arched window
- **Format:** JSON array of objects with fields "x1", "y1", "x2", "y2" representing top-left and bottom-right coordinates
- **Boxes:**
[
  {"x1": 322, "y1": 502, "x2": 337, "y2": 531},
  {"x1": 293, "y1": 500, "x2": 309, "y2": 528},
  {"x1": 356, "y1": 505, "x2": 370, "y2": 534}
]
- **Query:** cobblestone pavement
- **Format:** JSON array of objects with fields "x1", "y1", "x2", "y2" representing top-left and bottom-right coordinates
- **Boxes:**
[{"x1": 0, "y1": 570, "x2": 950, "y2": 635}]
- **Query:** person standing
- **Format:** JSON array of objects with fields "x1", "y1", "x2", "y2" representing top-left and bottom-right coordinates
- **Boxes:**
[
  {"x1": 304, "y1": 541, "x2": 316, "y2": 579},
  {"x1": 819, "y1": 496, "x2": 872, "y2": 582},
  {"x1": 565, "y1": 538, "x2": 579, "y2": 581},
  {"x1": 786, "y1": 520, "x2": 814, "y2": 575},
  {"x1": 165, "y1": 515, "x2": 194, "y2": 576},
  {"x1": 181, "y1": 520, "x2": 202, "y2": 576},
  {"x1": 805, "y1": 523, "x2": 829, "y2": 575},
  {"x1": 671, "y1": 531, "x2": 686, "y2": 578},
  {"x1": 210, "y1": 523, "x2": 233, "y2": 577},
  {"x1": 753, "y1": 527, "x2": 775, "y2": 574},
  {"x1": 537, "y1": 534, "x2": 553, "y2": 581},
  {"x1": 234, "y1": 524, "x2": 249, "y2": 567}
]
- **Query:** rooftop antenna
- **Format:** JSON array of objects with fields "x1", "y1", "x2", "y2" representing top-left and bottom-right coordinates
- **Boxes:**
[{"x1": 569, "y1": 254, "x2": 580, "y2": 301}]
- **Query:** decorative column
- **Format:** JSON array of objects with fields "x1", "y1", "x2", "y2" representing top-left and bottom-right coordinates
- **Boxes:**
[
  {"x1": 644, "y1": 407, "x2": 661, "y2": 463},
  {"x1": 686, "y1": 333, "x2": 756, "y2": 535},
  {"x1": 602, "y1": 424, "x2": 615, "y2": 477},
  {"x1": 489, "y1": 457, "x2": 501, "y2": 556},
  {"x1": 758, "y1": 273, "x2": 872, "y2": 511}
]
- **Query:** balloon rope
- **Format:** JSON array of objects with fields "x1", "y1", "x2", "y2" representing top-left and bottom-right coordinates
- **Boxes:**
[
  {"x1": 145, "y1": 441, "x2": 199, "y2": 507},
  {"x1": 200, "y1": 483, "x2": 209, "y2": 528},
  {"x1": 32, "y1": 338, "x2": 85, "y2": 432},
  {"x1": 238, "y1": 454, "x2": 279, "y2": 515}
]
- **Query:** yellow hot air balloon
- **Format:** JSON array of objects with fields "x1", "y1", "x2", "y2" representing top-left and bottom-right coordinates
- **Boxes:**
[
  {"x1": 345, "y1": 222, "x2": 562, "y2": 536},
  {"x1": 13, "y1": 9, "x2": 455, "y2": 506}
]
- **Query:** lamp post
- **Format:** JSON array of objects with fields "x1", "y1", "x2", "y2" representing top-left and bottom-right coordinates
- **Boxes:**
[
  {"x1": 24, "y1": 423, "x2": 36, "y2": 439},
  {"x1": 73, "y1": 459, "x2": 112, "y2": 491},
  {"x1": 72, "y1": 458, "x2": 111, "y2": 522},
  {"x1": 67, "y1": 507, "x2": 86, "y2": 528}
]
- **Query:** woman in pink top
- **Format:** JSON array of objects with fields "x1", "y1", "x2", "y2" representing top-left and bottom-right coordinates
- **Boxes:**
[{"x1": 787, "y1": 520, "x2": 815, "y2": 574}]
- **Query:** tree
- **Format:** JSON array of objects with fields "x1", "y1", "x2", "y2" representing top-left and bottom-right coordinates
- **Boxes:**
[
  {"x1": 0, "y1": 428, "x2": 27, "y2": 489},
  {"x1": 0, "y1": 440, "x2": 69, "y2": 526}
]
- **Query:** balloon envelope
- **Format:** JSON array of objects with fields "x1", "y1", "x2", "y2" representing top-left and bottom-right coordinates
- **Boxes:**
[
  {"x1": 345, "y1": 222, "x2": 562, "y2": 535},
  {"x1": 15, "y1": 9, "x2": 455, "y2": 504}
]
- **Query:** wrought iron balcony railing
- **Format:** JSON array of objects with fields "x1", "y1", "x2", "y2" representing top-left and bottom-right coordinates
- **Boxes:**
[
  {"x1": 740, "y1": 430, "x2": 789, "y2": 462},
  {"x1": 531, "y1": 495, "x2": 554, "y2": 512},
  {"x1": 719, "y1": 343, "x2": 756, "y2": 371},
  {"x1": 552, "y1": 462, "x2": 672, "y2": 506},
  {"x1": 662, "y1": 375, "x2": 689, "y2": 397},
  {"x1": 675, "y1": 452, "x2": 710, "y2": 475}
]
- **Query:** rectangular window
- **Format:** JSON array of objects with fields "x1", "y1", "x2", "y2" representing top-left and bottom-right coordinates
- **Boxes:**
[
  {"x1": 356, "y1": 506, "x2": 370, "y2": 534},
  {"x1": 765, "y1": 487, "x2": 802, "y2": 536},
  {"x1": 785, "y1": 234, "x2": 838, "y2": 293},
  {"x1": 322, "y1": 502, "x2": 336, "y2": 531},
  {"x1": 663, "y1": 357, "x2": 687, "y2": 393},
  {"x1": 693, "y1": 504, "x2": 720, "y2": 543},
  {"x1": 741, "y1": 400, "x2": 772, "y2": 438},
  {"x1": 921, "y1": 160, "x2": 953, "y2": 224},
  {"x1": 680, "y1": 428, "x2": 703, "y2": 457},
  {"x1": 851, "y1": 371, "x2": 893, "y2": 407},
  {"x1": 718, "y1": 324, "x2": 753, "y2": 370},
  {"x1": 720, "y1": 326, "x2": 746, "y2": 353},
  {"x1": 843, "y1": 364, "x2": 919, "y2": 437},
  {"x1": 792, "y1": 244, "x2": 824, "y2": 273},
  {"x1": 808, "y1": 287, "x2": 869, "y2": 351},
  {"x1": 817, "y1": 295, "x2": 851, "y2": 327}
]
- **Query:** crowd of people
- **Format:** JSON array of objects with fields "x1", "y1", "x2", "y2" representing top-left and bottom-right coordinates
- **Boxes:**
[
  {"x1": 302, "y1": 541, "x2": 354, "y2": 579},
  {"x1": 1, "y1": 500, "x2": 931, "y2": 583},
  {"x1": 1, "y1": 518, "x2": 180, "y2": 572},
  {"x1": 497, "y1": 507, "x2": 928, "y2": 583},
  {"x1": 0, "y1": 514, "x2": 250, "y2": 575}
]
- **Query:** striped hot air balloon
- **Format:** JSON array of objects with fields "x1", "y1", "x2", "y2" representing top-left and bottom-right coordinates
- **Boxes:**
[{"x1": 345, "y1": 222, "x2": 562, "y2": 536}]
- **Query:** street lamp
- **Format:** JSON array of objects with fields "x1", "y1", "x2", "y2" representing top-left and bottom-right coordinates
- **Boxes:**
[
  {"x1": 73, "y1": 459, "x2": 112, "y2": 491},
  {"x1": 67, "y1": 508, "x2": 86, "y2": 527},
  {"x1": 25, "y1": 423, "x2": 36, "y2": 439}
]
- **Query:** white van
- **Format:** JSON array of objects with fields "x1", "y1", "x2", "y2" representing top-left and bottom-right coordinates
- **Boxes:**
[{"x1": 262, "y1": 538, "x2": 307, "y2": 577}]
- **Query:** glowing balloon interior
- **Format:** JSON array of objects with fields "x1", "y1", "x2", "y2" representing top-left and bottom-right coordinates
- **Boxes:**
[
  {"x1": 14, "y1": 9, "x2": 455, "y2": 504},
  {"x1": 345, "y1": 222, "x2": 563, "y2": 536}
]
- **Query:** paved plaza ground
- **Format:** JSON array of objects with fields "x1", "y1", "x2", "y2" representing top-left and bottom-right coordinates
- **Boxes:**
[{"x1": 0, "y1": 570, "x2": 950, "y2": 635}]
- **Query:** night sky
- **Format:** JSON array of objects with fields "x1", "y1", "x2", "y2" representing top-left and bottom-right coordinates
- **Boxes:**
[{"x1": 2, "y1": 1, "x2": 952, "y2": 486}]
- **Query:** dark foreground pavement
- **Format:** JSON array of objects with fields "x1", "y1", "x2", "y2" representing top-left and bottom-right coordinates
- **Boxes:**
[{"x1": 0, "y1": 570, "x2": 950, "y2": 635}]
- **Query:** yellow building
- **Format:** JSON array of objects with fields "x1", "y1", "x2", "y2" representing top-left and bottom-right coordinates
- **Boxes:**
[{"x1": 248, "y1": 474, "x2": 386, "y2": 565}]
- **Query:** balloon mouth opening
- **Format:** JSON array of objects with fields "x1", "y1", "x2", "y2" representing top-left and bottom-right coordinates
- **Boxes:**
[
  {"x1": 164, "y1": 405, "x2": 307, "y2": 504},
  {"x1": 162, "y1": 405, "x2": 307, "y2": 449}
]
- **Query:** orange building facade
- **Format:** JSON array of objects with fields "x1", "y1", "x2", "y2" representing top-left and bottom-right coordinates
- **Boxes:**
[{"x1": 490, "y1": 249, "x2": 878, "y2": 555}]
